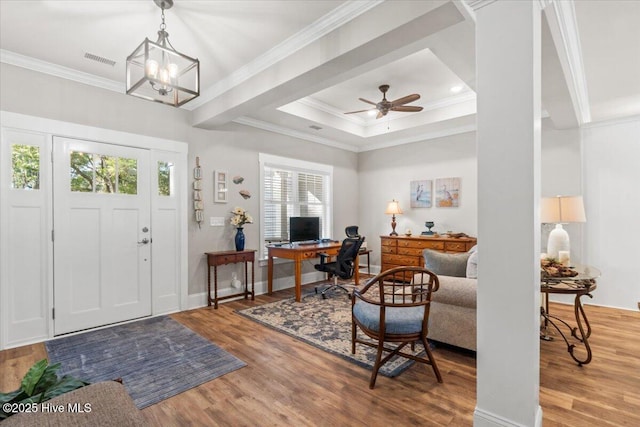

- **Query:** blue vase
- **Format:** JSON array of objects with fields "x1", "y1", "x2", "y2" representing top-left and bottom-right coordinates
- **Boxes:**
[{"x1": 235, "y1": 227, "x2": 245, "y2": 251}]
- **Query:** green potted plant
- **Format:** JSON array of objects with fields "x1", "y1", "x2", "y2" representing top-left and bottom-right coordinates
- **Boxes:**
[{"x1": 0, "y1": 359, "x2": 89, "y2": 419}]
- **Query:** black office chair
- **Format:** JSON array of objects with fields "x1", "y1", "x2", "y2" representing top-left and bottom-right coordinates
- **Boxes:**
[
  {"x1": 345, "y1": 225, "x2": 360, "y2": 238},
  {"x1": 314, "y1": 236, "x2": 365, "y2": 298}
]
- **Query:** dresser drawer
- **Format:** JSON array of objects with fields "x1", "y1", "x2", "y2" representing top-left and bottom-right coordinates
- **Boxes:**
[
  {"x1": 444, "y1": 241, "x2": 468, "y2": 252},
  {"x1": 397, "y1": 247, "x2": 424, "y2": 257},
  {"x1": 380, "y1": 238, "x2": 396, "y2": 248},
  {"x1": 381, "y1": 245, "x2": 397, "y2": 255},
  {"x1": 384, "y1": 254, "x2": 421, "y2": 266}
]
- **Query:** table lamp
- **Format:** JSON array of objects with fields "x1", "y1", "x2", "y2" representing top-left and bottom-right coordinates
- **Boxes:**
[
  {"x1": 385, "y1": 199, "x2": 403, "y2": 236},
  {"x1": 540, "y1": 195, "x2": 586, "y2": 260}
]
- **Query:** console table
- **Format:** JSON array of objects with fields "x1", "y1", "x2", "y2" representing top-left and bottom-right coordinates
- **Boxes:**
[
  {"x1": 380, "y1": 235, "x2": 477, "y2": 275},
  {"x1": 540, "y1": 264, "x2": 600, "y2": 366},
  {"x1": 206, "y1": 249, "x2": 256, "y2": 309}
]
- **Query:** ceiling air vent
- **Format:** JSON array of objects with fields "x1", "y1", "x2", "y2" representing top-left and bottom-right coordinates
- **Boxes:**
[
  {"x1": 84, "y1": 52, "x2": 116, "y2": 67},
  {"x1": 309, "y1": 125, "x2": 322, "y2": 130}
]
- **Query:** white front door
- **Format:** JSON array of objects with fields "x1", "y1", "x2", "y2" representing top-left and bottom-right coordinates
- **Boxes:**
[{"x1": 53, "y1": 137, "x2": 151, "y2": 335}]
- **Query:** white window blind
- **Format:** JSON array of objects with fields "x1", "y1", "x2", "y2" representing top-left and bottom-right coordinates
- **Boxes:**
[{"x1": 259, "y1": 154, "x2": 332, "y2": 258}]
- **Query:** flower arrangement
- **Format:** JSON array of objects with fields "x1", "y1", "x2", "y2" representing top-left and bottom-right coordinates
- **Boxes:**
[{"x1": 230, "y1": 207, "x2": 253, "y2": 228}]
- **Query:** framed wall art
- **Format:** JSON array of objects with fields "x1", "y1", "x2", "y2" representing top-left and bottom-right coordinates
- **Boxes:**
[
  {"x1": 214, "y1": 170, "x2": 228, "y2": 203},
  {"x1": 410, "y1": 179, "x2": 432, "y2": 208},
  {"x1": 435, "y1": 177, "x2": 460, "y2": 207}
]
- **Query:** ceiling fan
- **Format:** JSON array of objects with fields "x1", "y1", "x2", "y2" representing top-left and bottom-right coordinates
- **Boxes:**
[{"x1": 344, "y1": 84, "x2": 423, "y2": 119}]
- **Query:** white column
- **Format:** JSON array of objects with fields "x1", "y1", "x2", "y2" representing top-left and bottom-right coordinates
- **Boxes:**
[{"x1": 474, "y1": 1, "x2": 542, "y2": 426}]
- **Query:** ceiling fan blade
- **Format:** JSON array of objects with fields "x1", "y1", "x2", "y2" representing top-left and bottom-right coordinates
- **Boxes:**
[
  {"x1": 358, "y1": 98, "x2": 377, "y2": 106},
  {"x1": 344, "y1": 108, "x2": 376, "y2": 114},
  {"x1": 391, "y1": 105, "x2": 423, "y2": 112},
  {"x1": 390, "y1": 94, "x2": 420, "y2": 106}
]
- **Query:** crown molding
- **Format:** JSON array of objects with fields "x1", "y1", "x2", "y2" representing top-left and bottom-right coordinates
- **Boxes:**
[
  {"x1": 233, "y1": 116, "x2": 359, "y2": 153},
  {"x1": 234, "y1": 115, "x2": 479, "y2": 154},
  {"x1": 0, "y1": 49, "x2": 124, "y2": 94},
  {"x1": 545, "y1": 0, "x2": 591, "y2": 124},
  {"x1": 580, "y1": 114, "x2": 640, "y2": 130},
  {"x1": 183, "y1": 0, "x2": 383, "y2": 111},
  {"x1": 465, "y1": 0, "x2": 497, "y2": 12},
  {"x1": 359, "y1": 123, "x2": 477, "y2": 152}
]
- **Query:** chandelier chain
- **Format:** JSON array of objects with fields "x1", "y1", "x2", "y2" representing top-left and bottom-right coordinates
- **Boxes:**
[{"x1": 160, "y1": 8, "x2": 166, "y2": 31}]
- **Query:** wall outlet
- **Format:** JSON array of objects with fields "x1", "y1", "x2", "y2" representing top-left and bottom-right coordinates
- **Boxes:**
[{"x1": 210, "y1": 217, "x2": 225, "y2": 227}]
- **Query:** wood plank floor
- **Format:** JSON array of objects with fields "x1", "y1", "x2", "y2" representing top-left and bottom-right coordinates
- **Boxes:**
[{"x1": 1, "y1": 284, "x2": 639, "y2": 426}]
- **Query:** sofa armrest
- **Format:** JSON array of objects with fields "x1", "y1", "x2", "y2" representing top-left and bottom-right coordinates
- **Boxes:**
[{"x1": 413, "y1": 273, "x2": 477, "y2": 308}]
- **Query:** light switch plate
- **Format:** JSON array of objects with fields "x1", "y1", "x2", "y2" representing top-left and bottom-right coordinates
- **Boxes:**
[{"x1": 210, "y1": 217, "x2": 225, "y2": 227}]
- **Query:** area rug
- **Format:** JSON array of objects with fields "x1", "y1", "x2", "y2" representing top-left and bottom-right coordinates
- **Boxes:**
[
  {"x1": 236, "y1": 287, "x2": 425, "y2": 377},
  {"x1": 45, "y1": 316, "x2": 246, "y2": 408}
]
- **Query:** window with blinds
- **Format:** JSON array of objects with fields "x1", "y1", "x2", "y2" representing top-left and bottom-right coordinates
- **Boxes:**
[{"x1": 259, "y1": 154, "x2": 333, "y2": 258}]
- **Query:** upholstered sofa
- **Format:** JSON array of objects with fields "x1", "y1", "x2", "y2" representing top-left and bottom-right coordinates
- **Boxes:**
[
  {"x1": 415, "y1": 247, "x2": 478, "y2": 352},
  {"x1": 3, "y1": 381, "x2": 148, "y2": 427}
]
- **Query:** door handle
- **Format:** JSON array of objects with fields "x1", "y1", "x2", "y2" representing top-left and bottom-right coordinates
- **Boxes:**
[{"x1": 138, "y1": 238, "x2": 150, "y2": 244}]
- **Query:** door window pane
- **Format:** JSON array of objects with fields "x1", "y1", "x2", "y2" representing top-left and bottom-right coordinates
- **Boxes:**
[
  {"x1": 117, "y1": 157, "x2": 138, "y2": 195},
  {"x1": 11, "y1": 144, "x2": 40, "y2": 190},
  {"x1": 70, "y1": 151, "x2": 93, "y2": 192},
  {"x1": 70, "y1": 153, "x2": 138, "y2": 195},
  {"x1": 95, "y1": 155, "x2": 117, "y2": 194},
  {"x1": 158, "y1": 161, "x2": 172, "y2": 196}
]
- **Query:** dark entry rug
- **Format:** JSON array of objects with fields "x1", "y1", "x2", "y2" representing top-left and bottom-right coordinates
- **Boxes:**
[
  {"x1": 45, "y1": 315, "x2": 246, "y2": 408},
  {"x1": 236, "y1": 287, "x2": 424, "y2": 377}
]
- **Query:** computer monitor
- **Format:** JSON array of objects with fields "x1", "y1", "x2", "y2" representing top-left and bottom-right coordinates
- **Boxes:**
[{"x1": 289, "y1": 217, "x2": 320, "y2": 242}]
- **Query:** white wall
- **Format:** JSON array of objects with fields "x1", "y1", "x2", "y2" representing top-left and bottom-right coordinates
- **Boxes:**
[
  {"x1": 540, "y1": 121, "x2": 584, "y2": 263},
  {"x1": 0, "y1": 63, "x2": 359, "y2": 302},
  {"x1": 358, "y1": 131, "x2": 478, "y2": 269},
  {"x1": 582, "y1": 117, "x2": 640, "y2": 310}
]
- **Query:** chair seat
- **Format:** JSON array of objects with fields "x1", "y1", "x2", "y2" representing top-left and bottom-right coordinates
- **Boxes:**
[{"x1": 353, "y1": 300, "x2": 425, "y2": 335}]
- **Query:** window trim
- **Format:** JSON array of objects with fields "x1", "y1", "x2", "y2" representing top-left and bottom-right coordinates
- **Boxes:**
[{"x1": 259, "y1": 153, "x2": 333, "y2": 259}]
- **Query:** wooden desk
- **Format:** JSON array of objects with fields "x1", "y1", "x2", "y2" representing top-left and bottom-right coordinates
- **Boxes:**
[
  {"x1": 267, "y1": 242, "x2": 360, "y2": 302},
  {"x1": 206, "y1": 249, "x2": 256, "y2": 309}
]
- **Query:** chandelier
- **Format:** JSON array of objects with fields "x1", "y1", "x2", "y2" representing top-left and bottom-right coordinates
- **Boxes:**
[{"x1": 126, "y1": 0, "x2": 199, "y2": 107}]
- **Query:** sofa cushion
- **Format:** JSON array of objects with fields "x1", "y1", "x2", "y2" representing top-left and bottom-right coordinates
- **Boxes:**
[
  {"x1": 423, "y1": 249, "x2": 469, "y2": 278},
  {"x1": 353, "y1": 300, "x2": 425, "y2": 335}
]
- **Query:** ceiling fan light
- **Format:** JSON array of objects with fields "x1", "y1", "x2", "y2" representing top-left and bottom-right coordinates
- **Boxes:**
[{"x1": 367, "y1": 110, "x2": 377, "y2": 116}]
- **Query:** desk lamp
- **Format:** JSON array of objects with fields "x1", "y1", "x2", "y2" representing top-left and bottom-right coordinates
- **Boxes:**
[
  {"x1": 385, "y1": 199, "x2": 403, "y2": 236},
  {"x1": 540, "y1": 195, "x2": 586, "y2": 260}
]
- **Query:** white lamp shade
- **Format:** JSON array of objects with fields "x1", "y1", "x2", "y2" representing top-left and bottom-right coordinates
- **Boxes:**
[{"x1": 540, "y1": 196, "x2": 586, "y2": 223}]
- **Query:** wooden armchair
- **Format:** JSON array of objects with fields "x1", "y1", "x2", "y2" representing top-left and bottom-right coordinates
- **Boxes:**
[{"x1": 351, "y1": 266, "x2": 442, "y2": 389}]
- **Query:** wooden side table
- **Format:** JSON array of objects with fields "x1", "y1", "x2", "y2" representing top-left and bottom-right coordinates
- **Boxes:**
[
  {"x1": 206, "y1": 249, "x2": 256, "y2": 309},
  {"x1": 358, "y1": 248, "x2": 372, "y2": 274}
]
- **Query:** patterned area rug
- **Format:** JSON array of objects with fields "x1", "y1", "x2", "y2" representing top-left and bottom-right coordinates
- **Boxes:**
[
  {"x1": 237, "y1": 286, "x2": 424, "y2": 377},
  {"x1": 46, "y1": 316, "x2": 246, "y2": 408}
]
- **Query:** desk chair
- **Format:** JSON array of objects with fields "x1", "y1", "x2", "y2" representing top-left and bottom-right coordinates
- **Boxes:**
[
  {"x1": 314, "y1": 236, "x2": 365, "y2": 299},
  {"x1": 352, "y1": 266, "x2": 442, "y2": 389},
  {"x1": 345, "y1": 225, "x2": 360, "y2": 238}
]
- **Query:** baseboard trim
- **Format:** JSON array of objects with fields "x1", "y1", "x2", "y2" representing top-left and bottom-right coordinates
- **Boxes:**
[
  {"x1": 473, "y1": 405, "x2": 542, "y2": 427},
  {"x1": 187, "y1": 271, "x2": 327, "y2": 310}
]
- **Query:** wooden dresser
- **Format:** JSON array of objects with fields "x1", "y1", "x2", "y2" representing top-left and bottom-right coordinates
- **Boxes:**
[{"x1": 380, "y1": 235, "x2": 477, "y2": 273}]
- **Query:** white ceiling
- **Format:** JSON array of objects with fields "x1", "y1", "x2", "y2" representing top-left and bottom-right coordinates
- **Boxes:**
[{"x1": 1, "y1": 0, "x2": 639, "y2": 152}]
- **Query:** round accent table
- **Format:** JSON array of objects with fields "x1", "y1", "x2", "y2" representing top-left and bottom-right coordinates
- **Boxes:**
[{"x1": 540, "y1": 264, "x2": 601, "y2": 366}]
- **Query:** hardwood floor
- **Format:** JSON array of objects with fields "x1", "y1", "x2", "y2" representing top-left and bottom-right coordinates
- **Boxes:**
[{"x1": 1, "y1": 284, "x2": 639, "y2": 426}]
